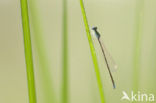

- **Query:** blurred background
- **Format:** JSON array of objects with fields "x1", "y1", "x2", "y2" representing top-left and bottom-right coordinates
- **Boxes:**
[{"x1": 0, "y1": 0, "x2": 156, "y2": 103}]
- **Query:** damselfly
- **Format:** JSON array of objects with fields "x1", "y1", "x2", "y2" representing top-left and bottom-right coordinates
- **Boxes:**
[{"x1": 92, "y1": 26, "x2": 117, "y2": 89}]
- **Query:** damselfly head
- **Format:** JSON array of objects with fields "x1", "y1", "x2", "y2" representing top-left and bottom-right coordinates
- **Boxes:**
[
  {"x1": 91, "y1": 26, "x2": 100, "y2": 39},
  {"x1": 92, "y1": 26, "x2": 97, "y2": 30}
]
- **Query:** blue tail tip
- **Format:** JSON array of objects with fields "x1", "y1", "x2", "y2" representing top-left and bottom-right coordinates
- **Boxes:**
[{"x1": 113, "y1": 84, "x2": 116, "y2": 89}]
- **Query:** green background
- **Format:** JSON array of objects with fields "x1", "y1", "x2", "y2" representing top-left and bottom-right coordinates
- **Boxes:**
[{"x1": 0, "y1": 0, "x2": 156, "y2": 103}]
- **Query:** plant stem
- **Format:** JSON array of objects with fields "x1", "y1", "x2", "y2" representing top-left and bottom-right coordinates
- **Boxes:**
[
  {"x1": 79, "y1": 0, "x2": 105, "y2": 103},
  {"x1": 20, "y1": 0, "x2": 37, "y2": 103},
  {"x1": 132, "y1": 0, "x2": 144, "y2": 93},
  {"x1": 62, "y1": 0, "x2": 68, "y2": 103},
  {"x1": 28, "y1": 1, "x2": 57, "y2": 103}
]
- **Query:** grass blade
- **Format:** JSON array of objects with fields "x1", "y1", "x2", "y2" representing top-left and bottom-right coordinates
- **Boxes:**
[
  {"x1": 79, "y1": 0, "x2": 105, "y2": 103},
  {"x1": 20, "y1": 0, "x2": 37, "y2": 103},
  {"x1": 28, "y1": 1, "x2": 57, "y2": 103},
  {"x1": 132, "y1": 0, "x2": 144, "y2": 93},
  {"x1": 61, "y1": 0, "x2": 68, "y2": 103}
]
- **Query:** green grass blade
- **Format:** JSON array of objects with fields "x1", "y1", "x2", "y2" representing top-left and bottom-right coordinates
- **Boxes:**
[
  {"x1": 79, "y1": 0, "x2": 105, "y2": 103},
  {"x1": 61, "y1": 0, "x2": 68, "y2": 103},
  {"x1": 132, "y1": 0, "x2": 144, "y2": 93},
  {"x1": 28, "y1": 1, "x2": 57, "y2": 103},
  {"x1": 20, "y1": 0, "x2": 37, "y2": 103}
]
